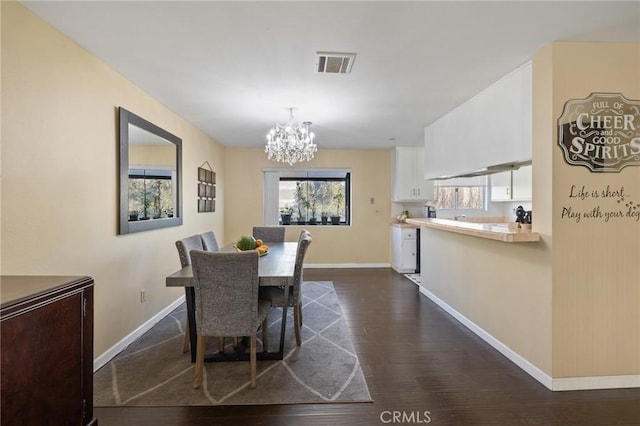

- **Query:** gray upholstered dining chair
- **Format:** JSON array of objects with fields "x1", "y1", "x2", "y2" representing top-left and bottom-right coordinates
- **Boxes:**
[
  {"x1": 177, "y1": 233, "x2": 231, "y2": 353},
  {"x1": 200, "y1": 231, "x2": 219, "y2": 252},
  {"x1": 252, "y1": 226, "x2": 285, "y2": 242},
  {"x1": 176, "y1": 235, "x2": 203, "y2": 268},
  {"x1": 175, "y1": 235, "x2": 205, "y2": 353},
  {"x1": 190, "y1": 250, "x2": 272, "y2": 389},
  {"x1": 260, "y1": 230, "x2": 312, "y2": 346}
]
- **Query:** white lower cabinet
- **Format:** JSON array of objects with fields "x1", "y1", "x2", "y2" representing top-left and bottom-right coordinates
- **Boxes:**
[{"x1": 391, "y1": 226, "x2": 418, "y2": 273}]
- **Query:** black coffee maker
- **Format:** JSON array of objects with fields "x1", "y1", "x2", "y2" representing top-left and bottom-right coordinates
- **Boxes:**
[{"x1": 427, "y1": 205, "x2": 437, "y2": 218}]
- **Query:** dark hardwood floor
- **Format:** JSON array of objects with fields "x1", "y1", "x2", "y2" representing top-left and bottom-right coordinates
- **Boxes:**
[{"x1": 95, "y1": 268, "x2": 640, "y2": 425}]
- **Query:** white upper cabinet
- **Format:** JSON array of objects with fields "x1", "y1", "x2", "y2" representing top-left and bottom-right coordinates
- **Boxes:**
[
  {"x1": 490, "y1": 165, "x2": 532, "y2": 202},
  {"x1": 392, "y1": 147, "x2": 434, "y2": 202},
  {"x1": 490, "y1": 171, "x2": 513, "y2": 201},
  {"x1": 424, "y1": 61, "x2": 532, "y2": 180},
  {"x1": 511, "y1": 165, "x2": 533, "y2": 201}
]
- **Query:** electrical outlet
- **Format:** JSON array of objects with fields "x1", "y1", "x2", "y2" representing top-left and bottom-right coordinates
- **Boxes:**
[{"x1": 140, "y1": 289, "x2": 146, "y2": 303}]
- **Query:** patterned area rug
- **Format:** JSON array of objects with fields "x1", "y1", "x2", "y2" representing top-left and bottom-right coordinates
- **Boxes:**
[{"x1": 94, "y1": 281, "x2": 372, "y2": 406}]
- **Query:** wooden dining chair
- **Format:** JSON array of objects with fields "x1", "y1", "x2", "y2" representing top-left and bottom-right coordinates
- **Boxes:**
[
  {"x1": 190, "y1": 250, "x2": 272, "y2": 389},
  {"x1": 260, "y1": 230, "x2": 312, "y2": 346},
  {"x1": 252, "y1": 226, "x2": 285, "y2": 242}
]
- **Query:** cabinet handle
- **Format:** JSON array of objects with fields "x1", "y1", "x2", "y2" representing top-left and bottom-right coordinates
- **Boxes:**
[
  {"x1": 506, "y1": 188, "x2": 510, "y2": 196},
  {"x1": 417, "y1": 188, "x2": 420, "y2": 196}
]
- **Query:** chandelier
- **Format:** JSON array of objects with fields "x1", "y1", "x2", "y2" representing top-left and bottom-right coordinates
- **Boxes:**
[{"x1": 265, "y1": 108, "x2": 317, "y2": 166}]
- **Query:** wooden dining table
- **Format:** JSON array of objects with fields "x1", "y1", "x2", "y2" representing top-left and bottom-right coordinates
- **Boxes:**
[{"x1": 166, "y1": 241, "x2": 297, "y2": 363}]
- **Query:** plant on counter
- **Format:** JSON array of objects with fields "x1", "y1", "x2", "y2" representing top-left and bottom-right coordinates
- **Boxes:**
[
  {"x1": 280, "y1": 205, "x2": 293, "y2": 225},
  {"x1": 331, "y1": 186, "x2": 345, "y2": 225},
  {"x1": 320, "y1": 211, "x2": 329, "y2": 225},
  {"x1": 294, "y1": 182, "x2": 309, "y2": 225},
  {"x1": 308, "y1": 185, "x2": 319, "y2": 225}
]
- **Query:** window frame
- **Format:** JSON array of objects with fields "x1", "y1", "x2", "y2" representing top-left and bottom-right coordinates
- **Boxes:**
[
  {"x1": 263, "y1": 168, "x2": 352, "y2": 226},
  {"x1": 432, "y1": 176, "x2": 488, "y2": 213}
]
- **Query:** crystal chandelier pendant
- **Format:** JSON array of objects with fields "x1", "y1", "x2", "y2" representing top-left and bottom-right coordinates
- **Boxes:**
[{"x1": 265, "y1": 108, "x2": 317, "y2": 166}]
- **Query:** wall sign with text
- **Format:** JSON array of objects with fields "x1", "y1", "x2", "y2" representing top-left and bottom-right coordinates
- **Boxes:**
[{"x1": 558, "y1": 93, "x2": 640, "y2": 172}]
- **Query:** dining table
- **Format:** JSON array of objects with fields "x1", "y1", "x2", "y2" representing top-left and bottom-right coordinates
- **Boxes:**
[{"x1": 166, "y1": 241, "x2": 297, "y2": 363}]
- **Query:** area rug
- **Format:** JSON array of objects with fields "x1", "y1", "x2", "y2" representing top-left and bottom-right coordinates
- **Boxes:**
[{"x1": 94, "y1": 281, "x2": 372, "y2": 406}]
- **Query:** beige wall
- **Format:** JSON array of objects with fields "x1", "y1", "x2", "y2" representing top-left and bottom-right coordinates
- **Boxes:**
[
  {"x1": 1, "y1": 2, "x2": 226, "y2": 356},
  {"x1": 420, "y1": 228, "x2": 553, "y2": 374},
  {"x1": 129, "y1": 145, "x2": 176, "y2": 167},
  {"x1": 549, "y1": 42, "x2": 640, "y2": 377},
  {"x1": 224, "y1": 148, "x2": 392, "y2": 265}
]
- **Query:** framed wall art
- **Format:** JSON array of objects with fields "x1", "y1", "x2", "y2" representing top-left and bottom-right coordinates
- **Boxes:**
[{"x1": 197, "y1": 162, "x2": 216, "y2": 213}]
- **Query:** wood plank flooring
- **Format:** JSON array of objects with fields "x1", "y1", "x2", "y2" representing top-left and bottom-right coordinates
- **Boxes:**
[{"x1": 95, "y1": 268, "x2": 640, "y2": 425}]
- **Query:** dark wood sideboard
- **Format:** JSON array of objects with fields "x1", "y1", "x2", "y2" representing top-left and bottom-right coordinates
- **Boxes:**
[{"x1": 1, "y1": 276, "x2": 97, "y2": 426}]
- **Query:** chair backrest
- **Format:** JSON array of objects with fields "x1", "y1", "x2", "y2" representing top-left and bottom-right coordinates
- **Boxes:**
[
  {"x1": 190, "y1": 250, "x2": 260, "y2": 336},
  {"x1": 252, "y1": 226, "x2": 285, "y2": 242},
  {"x1": 291, "y1": 231, "x2": 312, "y2": 304},
  {"x1": 200, "y1": 231, "x2": 219, "y2": 252},
  {"x1": 298, "y1": 229, "x2": 310, "y2": 244},
  {"x1": 175, "y1": 235, "x2": 204, "y2": 267}
]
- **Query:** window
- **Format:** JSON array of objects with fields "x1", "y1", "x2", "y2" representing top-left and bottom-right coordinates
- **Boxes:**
[
  {"x1": 263, "y1": 169, "x2": 351, "y2": 226},
  {"x1": 432, "y1": 176, "x2": 487, "y2": 211},
  {"x1": 128, "y1": 168, "x2": 175, "y2": 220}
]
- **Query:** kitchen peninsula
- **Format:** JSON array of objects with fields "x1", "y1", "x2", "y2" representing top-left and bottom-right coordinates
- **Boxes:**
[{"x1": 405, "y1": 218, "x2": 540, "y2": 243}]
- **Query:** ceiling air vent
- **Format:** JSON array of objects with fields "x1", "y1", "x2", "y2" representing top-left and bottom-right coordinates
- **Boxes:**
[{"x1": 316, "y1": 52, "x2": 356, "y2": 74}]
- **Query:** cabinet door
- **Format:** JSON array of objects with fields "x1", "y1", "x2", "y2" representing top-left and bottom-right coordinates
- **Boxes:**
[
  {"x1": 424, "y1": 62, "x2": 532, "y2": 180},
  {"x1": 512, "y1": 165, "x2": 532, "y2": 200},
  {"x1": 414, "y1": 153, "x2": 435, "y2": 200},
  {"x1": 1, "y1": 292, "x2": 83, "y2": 425},
  {"x1": 391, "y1": 227, "x2": 417, "y2": 272},
  {"x1": 490, "y1": 171, "x2": 512, "y2": 201},
  {"x1": 391, "y1": 227, "x2": 404, "y2": 270},
  {"x1": 400, "y1": 240, "x2": 417, "y2": 271},
  {"x1": 393, "y1": 148, "x2": 418, "y2": 201},
  {"x1": 394, "y1": 147, "x2": 434, "y2": 201}
]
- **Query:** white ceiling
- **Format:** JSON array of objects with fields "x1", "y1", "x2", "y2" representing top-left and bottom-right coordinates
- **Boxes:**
[{"x1": 22, "y1": 1, "x2": 640, "y2": 150}]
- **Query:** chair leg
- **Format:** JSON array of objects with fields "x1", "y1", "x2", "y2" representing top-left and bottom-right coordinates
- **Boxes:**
[
  {"x1": 250, "y1": 333, "x2": 257, "y2": 388},
  {"x1": 218, "y1": 337, "x2": 225, "y2": 353},
  {"x1": 298, "y1": 302, "x2": 303, "y2": 326},
  {"x1": 261, "y1": 318, "x2": 269, "y2": 352},
  {"x1": 182, "y1": 316, "x2": 190, "y2": 353},
  {"x1": 293, "y1": 304, "x2": 301, "y2": 347},
  {"x1": 193, "y1": 334, "x2": 205, "y2": 389}
]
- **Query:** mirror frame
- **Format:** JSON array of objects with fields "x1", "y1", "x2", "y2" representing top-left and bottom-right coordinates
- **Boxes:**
[{"x1": 118, "y1": 107, "x2": 183, "y2": 234}]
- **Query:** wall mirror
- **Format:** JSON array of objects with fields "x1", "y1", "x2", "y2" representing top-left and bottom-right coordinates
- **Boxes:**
[{"x1": 119, "y1": 107, "x2": 182, "y2": 234}]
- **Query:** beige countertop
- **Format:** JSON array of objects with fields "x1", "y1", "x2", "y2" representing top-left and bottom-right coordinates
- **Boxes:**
[
  {"x1": 405, "y1": 217, "x2": 540, "y2": 243},
  {"x1": 390, "y1": 220, "x2": 422, "y2": 229}
]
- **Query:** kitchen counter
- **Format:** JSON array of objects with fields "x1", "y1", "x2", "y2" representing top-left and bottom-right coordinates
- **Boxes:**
[
  {"x1": 405, "y1": 218, "x2": 540, "y2": 243},
  {"x1": 390, "y1": 221, "x2": 421, "y2": 229}
]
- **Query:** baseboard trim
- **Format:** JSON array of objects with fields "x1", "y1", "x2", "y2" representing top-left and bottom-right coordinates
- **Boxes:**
[
  {"x1": 93, "y1": 295, "x2": 185, "y2": 372},
  {"x1": 418, "y1": 286, "x2": 640, "y2": 391},
  {"x1": 305, "y1": 263, "x2": 390, "y2": 269},
  {"x1": 552, "y1": 375, "x2": 640, "y2": 391},
  {"x1": 417, "y1": 285, "x2": 554, "y2": 390}
]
